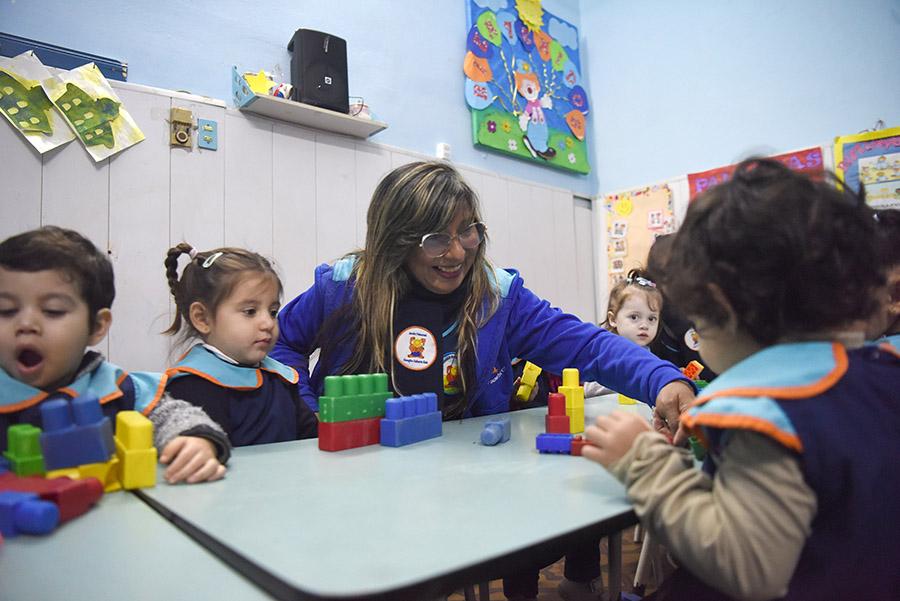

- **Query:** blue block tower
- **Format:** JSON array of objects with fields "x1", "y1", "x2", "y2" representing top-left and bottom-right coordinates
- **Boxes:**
[
  {"x1": 380, "y1": 393, "x2": 442, "y2": 447},
  {"x1": 39, "y1": 394, "x2": 115, "y2": 471}
]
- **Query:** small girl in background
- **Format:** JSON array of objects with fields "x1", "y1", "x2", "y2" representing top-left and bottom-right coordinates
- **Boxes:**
[
  {"x1": 583, "y1": 159, "x2": 900, "y2": 600},
  {"x1": 163, "y1": 244, "x2": 318, "y2": 447},
  {"x1": 583, "y1": 269, "x2": 662, "y2": 397}
]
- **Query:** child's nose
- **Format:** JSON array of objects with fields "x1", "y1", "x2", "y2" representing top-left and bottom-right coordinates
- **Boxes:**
[{"x1": 16, "y1": 308, "x2": 40, "y2": 334}]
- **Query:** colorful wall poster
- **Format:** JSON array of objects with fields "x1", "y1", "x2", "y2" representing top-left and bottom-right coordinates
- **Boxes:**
[
  {"x1": 464, "y1": 0, "x2": 590, "y2": 174},
  {"x1": 834, "y1": 127, "x2": 900, "y2": 210},
  {"x1": 41, "y1": 62, "x2": 144, "y2": 163},
  {"x1": 0, "y1": 51, "x2": 75, "y2": 154},
  {"x1": 604, "y1": 184, "x2": 675, "y2": 290},
  {"x1": 687, "y1": 147, "x2": 825, "y2": 200}
]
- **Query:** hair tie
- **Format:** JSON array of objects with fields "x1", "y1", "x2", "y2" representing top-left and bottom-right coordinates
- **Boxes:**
[
  {"x1": 188, "y1": 247, "x2": 199, "y2": 260},
  {"x1": 202, "y1": 251, "x2": 224, "y2": 269},
  {"x1": 626, "y1": 274, "x2": 656, "y2": 288}
]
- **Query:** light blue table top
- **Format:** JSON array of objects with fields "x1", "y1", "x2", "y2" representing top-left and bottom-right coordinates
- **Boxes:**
[
  {"x1": 137, "y1": 395, "x2": 651, "y2": 600},
  {"x1": 0, "y1": 489, "x2": 272, "y2": 600}
]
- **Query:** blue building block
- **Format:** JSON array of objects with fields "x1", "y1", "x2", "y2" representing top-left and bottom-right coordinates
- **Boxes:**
[
  {"x1": 536, "y1": 433, "x2": 574, "y2": 454},
  {"x1": 39, "y1": 394, "x2": 115, "y2": 471},
  {"x1": 481, "y1": 417, "x2": 511, "y2": 446},
  {"x1": 380, "y1": 393, "x2": 442, "y2": 447},
  {"x1": 0, "y1": 491, "x2": 59, "y2": 537}
]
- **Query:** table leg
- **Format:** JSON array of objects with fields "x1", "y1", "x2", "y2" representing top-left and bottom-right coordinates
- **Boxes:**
[{"x1": 608, "y1": 531, "x2": 622, "y2": 601}]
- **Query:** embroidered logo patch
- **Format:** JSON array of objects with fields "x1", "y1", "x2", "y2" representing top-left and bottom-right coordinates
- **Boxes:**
[
  {"x1": 443, "y1": 352, "x2": 460, "y2": 394},
  {"x1": 684, "y1": 328, "x2": 701, "y2": 351},
  {"x1": 395, "y1": 326, "x2": 437, "y2": 371}
]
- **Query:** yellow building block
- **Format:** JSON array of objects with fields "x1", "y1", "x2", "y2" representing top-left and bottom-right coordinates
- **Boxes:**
[
  {"x1": 45, "y1": 467, "x2": 81, "y2": 480},
  {"x1": 515, "y1": 361, "x2": 542, "y2": 402},
  {"x1": 114, "y1": 412, "x2": 157, "y2": 489},
  {"x1": 79, "y1": 456, "x2": 122, "y2": 492},
  {"x1": 562, "y1": 368, "x2": 580, "y2": 388},
  {"x1": 617, "y1": 393, "x2": 638, "y2": 405},
  {"x1": 559, "y1": 383, "x2": 585, "y2": 433}
]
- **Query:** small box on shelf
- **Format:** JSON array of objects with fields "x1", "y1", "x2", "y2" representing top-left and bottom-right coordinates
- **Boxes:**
[{"x1": 231, "y1": 67, "x2": 387, "y2": 139}]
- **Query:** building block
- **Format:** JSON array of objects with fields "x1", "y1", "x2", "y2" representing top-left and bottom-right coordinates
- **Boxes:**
[
  {"x1": 515, "y1": 361, "x2": 542, "y2": 402},
  {"x1": 480, "y1": 417, "x2": 511, "y2": 445},
  {"x1": 682, "y1": 360, "x2": 704, "y2": 381},
  {"x1": 73, "y1": 456, "x2": 122, "y2": 492},
  {"x1": 319, "y1": 417, "x2": 382, "y2": 452},
  {"x1": 545, "y1": 392, "x2": 571, "y2": 433},
  {"x1": 114, "y1": 411, "x2": 157, "y2": 489},
  {"x1": 4, "y1": 424, "x2": 45, "y2": 476},
  {"x1": 536, "y1": 433, "x2": 573, "y2": 454},
  {"x1": 39, "y1": 395, "x2": 115, "y2": 470},
  {"x1": 380, "y1": 393, "x2": 442, "y2": 447},
  {"x1": 0, "y1": 472, "x2": 103, "y2": 522},
  {"x1": 559, "y1": 368, "x2": 585, "y2": 433},
  {"x1": 617, "y1": 393, "x2": 638, "y2": 405},
  {"x1": 0, "y1": 490, "x2": 59, "y2": 537},
  {"x1": 570, "y1": 435, "x2": 592, "y2": 456},
  {"x1": 318, "y1": 373, "x2": 393, "y2": 423},
  {"x1": 0, "y1": 456, "x2": 8, "y2": 474}
]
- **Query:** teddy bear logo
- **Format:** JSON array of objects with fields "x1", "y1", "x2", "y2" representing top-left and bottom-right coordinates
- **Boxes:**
[{"x1": 408, "y1": 336, "x2": 426, "y2": 358}]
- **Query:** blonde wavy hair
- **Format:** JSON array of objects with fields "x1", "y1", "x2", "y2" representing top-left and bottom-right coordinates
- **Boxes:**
[{"x1": 323, "y1": 161, "x2": 500, "y2": 418}]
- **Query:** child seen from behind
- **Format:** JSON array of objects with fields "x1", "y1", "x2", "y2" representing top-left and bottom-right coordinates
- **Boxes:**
[
  {"x1": 582, "y1": 159, "x2": 900, "y2": 600},
  {"x1": 163, "y1": 244, "x2": 318, "y2": 446},
  {"x1": 0, "y1": 227, "x2": 228, "y2": 483}
]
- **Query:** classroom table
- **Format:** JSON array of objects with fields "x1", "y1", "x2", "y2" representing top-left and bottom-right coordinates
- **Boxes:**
[
  {"x1": 0, "y1": 489, "x2": 273, "y2": 600},
  {"x1": 136, "y1": 395, "x2": 652, "y2": 601}
]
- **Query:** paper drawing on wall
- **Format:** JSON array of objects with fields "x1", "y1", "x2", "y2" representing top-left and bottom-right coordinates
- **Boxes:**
[
  {"x1": 0, "y1": 52, "x2": 75, "y2": 154},
  {"x1": 464, "y1": 0, "x2": 590, "y2": 174},
  {"x1": 42, "y1": 62, "x2": 144, "y2": 162}
]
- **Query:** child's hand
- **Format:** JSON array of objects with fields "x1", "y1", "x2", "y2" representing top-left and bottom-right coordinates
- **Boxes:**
[
  {"x1": 159, "y1": 436, "x2": 226, "y2": 484},
  {"x1": 582, "y1": 411, "x2": 652, "y2": 468}
]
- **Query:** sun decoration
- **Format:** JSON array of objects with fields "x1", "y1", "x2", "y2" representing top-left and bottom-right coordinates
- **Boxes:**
[{"x1": 515, "y1": 0, "x2": 544, "y2": 31}]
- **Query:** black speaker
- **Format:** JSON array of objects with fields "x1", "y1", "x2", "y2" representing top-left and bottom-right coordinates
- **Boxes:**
[{"x1": 287, "y1": 29, "x2": 349, "y2": 114}]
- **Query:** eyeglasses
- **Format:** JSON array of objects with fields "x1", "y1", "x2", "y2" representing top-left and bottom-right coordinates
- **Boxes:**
[{"x1": 419, "y1": 222, "x2": 486, "y2": 258}]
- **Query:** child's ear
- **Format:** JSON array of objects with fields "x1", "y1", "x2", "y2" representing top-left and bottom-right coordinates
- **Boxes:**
[
  {"x1": 706, "y1": 284, "x2": 739, "y2": 332},
  {"x1": 88, "y1": 309, "x2": 113, "y2": 346},
  {"x1": 606, "y1": 310, "x2": 617, "y2": 329},
  {"x1": 189, "y1": 302, "x2": 212, "y2": 335}
]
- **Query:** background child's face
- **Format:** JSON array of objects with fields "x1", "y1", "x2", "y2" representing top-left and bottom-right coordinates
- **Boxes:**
[
  {"x1": 865, "y1": 265, "x2": 900, "y2": 339},
  {"x1": 0, "y1": 268, "x2": 105, "y2": 390},
  {"x1": 203, "y1": 274, "x2": 280, "y2": 365},
  {"x1": 608, "y1": 292, "x2": 659, "y2": 346}
]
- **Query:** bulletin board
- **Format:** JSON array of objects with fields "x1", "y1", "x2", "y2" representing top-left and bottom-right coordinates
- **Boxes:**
[
  {"x1": 834, "y1": 127, "x2": 900, "y2": 210},
  {"x1": 463, "y1": 0, "x2": 590, "y2": 174},
  {"x1": 603, "y1": 184, "x2": 676, "y2": 290}
]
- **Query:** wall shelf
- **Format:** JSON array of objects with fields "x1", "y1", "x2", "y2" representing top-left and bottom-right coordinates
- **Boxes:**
[{"x1": 231, "y1": 67, "x2": 386, "y2": 139}]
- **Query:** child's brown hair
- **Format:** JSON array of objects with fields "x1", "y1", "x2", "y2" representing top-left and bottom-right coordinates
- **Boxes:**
[
  {"x1": 164, "y1": 244, "x2": 282, "y2": 347},
  {"x1": 662, "y1": 158, "x2": 883, "y2": 345},
  {"x1": 0, "y1": 226, "x2": 114, "y2": 330},
  {"x1": 602, "y1": 268, "x2": 663, "y2": 338}
]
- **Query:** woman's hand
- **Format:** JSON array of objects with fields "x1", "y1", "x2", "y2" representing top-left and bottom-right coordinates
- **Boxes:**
[
  {"x1": 653, "y1": 380, "x2": 696, "y2": 445},
  {"x1": 160, "y1": 436, "x2": 226, "y2": 484},
  {"x1": 582, "y1": 411, "x2": 652, "y2": 468}
]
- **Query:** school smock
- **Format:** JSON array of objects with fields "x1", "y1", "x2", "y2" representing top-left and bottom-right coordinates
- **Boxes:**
[
  {"x1": 166, "y1": 345, "x2": 318, "y2": 447},
  {"x1": 0, "y1": 351, "x2": 230, "y2": 461},
  {"x1": 652, "y1": 341, "x2": 900, "y2": 601},
  {"x1": 272, "y1": 259, "x2": 691, "y2": 414}
]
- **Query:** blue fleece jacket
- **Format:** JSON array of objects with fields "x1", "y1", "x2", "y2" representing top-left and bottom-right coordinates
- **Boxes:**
[{"x1": 272, "y1": 260, "x2": 690, "y2": 415}]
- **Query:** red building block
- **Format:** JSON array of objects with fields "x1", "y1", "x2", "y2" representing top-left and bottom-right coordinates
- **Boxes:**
[
  {"x1": 548, "y1": 392, "x2": 566, "y2": 415},
  {"x1": 0, "y1": 472, "x2": 103, "y2": 523},
  {"x1": 545, "y1": 415, "x2": 571, "y2": 433},
  {"x1": 570, "y1": 435, "x2": 593, "y2": 456},
  {"x1": 319, "y1": 417, "x2": 382, "y2": 452}
]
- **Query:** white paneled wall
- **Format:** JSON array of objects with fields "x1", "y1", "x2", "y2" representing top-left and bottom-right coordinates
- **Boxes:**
[{"x1": 0, "y1": 81, "x2": 597, "y2": 373}]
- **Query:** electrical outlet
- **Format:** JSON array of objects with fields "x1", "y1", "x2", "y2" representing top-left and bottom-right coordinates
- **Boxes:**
[
  {"x1": 170, "y1": 107, "x2": 193, "y2": 147},
  {"x1": 198, "y1": 119, "x2": 218, "y2": 150}
]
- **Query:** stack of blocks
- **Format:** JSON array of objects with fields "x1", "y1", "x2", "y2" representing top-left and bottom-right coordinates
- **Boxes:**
[
  {"x1": 318, "y1": 373, "x2": 392, "y2": 451},
  {"x1": 380, "y1": 393, "x2": 442, "y2": 447},
  {"x1": 514, "y1": 361, "x2": 542, "y2": 402},
  {"x1": 535, "y1": 368, "x2": 588, "y2": 455}
]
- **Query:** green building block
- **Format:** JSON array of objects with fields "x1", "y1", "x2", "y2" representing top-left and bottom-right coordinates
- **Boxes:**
[
  {"x1": 318, "y1": 373, "x2": 393, "y2": 423},
  {"x1": 4, "y1": 424, "x2": 45, "y2": 476}
]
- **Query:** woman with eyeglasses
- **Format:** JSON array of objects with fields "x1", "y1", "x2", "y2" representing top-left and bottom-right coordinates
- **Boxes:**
[
  {"x1": 271, "y1": 160, "x2": 695, "y2": 601},
  {"x1": 272, "y1": 160, "x2": 694, "y2": 428}
]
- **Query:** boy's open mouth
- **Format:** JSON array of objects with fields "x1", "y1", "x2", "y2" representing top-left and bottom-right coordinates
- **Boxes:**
[{"x1": 17, "y1": 348, "x2": 44, "y2": 370}]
